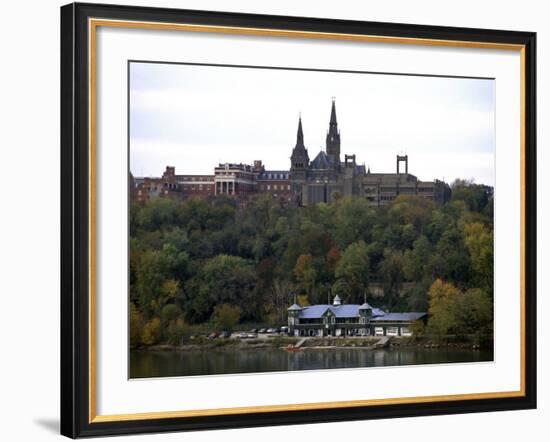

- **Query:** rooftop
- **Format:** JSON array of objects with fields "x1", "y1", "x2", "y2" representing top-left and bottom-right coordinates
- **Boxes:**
[{"x1": 296, "y1": 304, "x2": 387, "y2": 319}]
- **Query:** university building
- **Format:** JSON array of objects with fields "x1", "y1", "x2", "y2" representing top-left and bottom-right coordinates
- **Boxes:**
[
  {"x1": 288, "y1": 295, "x2": 427, "y2": 338},
  {"x1": 131, "y1": 100, "x2": 451, "y2": 207}
]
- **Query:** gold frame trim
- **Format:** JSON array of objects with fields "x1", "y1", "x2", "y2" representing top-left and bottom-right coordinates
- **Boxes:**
[{"x1": 88, "y1": 18, "x2": 527, "y2": 424}]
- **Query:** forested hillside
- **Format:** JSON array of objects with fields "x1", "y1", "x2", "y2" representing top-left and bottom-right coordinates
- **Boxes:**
[{"x1": 130, "y1": 180, "x2": 493, "y2": 346}]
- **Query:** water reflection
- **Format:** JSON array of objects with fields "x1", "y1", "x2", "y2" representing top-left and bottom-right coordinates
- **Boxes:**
[{"x1": 130, "y1": 347, "x2": 494, "y2": 379}]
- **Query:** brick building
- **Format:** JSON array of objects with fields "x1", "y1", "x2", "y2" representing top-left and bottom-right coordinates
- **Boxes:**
[{"x1": 131, "y1": 100, "x2": 452, "y2": 207}]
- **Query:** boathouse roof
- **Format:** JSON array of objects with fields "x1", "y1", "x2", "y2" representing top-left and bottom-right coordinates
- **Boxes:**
[
  {"x1": 297, "y1": 304, "x2": 386, "y2": 319},
  {"x1": 370, "y1": 312, "x2": 427, "y2": 322}
]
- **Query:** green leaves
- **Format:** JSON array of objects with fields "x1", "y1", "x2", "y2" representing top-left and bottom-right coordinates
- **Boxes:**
[
  {"x1": 185, "y1": 255, "x2": 257, "y2": 323},
  {"x1": 427, "y1": 279, "x2": 492, "y2": 341},
  {"x1": 463, "y1": 222, "x2": 494, "y2": 293},
  {"x1": 333, "y1": 241, "x2": 370, "y2": 301},
  {"x1": 210, "y1": 304, "x2": 242, "y2": 332},
  {"x1": 129, "y1": 181, "x2": 493, "y2": 346}
]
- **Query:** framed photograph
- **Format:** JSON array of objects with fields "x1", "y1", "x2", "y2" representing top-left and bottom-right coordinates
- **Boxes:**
[{"x1": 60, "y1": 2, "x2": 537, "y2": 438}]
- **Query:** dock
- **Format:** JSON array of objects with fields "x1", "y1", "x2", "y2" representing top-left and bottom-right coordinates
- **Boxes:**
[{"x1": 375, "y1": 336, "x2": 392, "y2": 348}]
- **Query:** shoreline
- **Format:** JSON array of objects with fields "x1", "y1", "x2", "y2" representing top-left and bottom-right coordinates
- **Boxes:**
[{"x1": 131, "y1": 336, "x2": 492, "y2": 353}]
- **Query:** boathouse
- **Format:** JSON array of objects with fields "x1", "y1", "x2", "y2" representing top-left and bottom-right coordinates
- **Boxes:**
[{"x1": 287, "y1": 295, "x2": 426, "y2": 337}]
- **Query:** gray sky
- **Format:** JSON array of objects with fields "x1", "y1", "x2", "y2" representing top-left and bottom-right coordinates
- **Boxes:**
[{"x1": 130, "y1": 62, "x2": 495, "y2": 186}]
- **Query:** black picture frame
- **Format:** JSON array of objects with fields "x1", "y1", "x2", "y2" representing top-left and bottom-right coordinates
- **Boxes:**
[{"x1": 60, "y1": 2, "x2": 537, "y2": 438}]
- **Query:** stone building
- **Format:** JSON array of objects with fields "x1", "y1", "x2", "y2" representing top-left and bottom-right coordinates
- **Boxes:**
[
  {"x1": 290, "y1": 100, "x2": 366, "y2": 205},
  {"x1": 362, "y1": 155, "x2": 451, "y2": 207},
  {"x1": 289, "y1": 99, "x2": 450, "y2": 206}
]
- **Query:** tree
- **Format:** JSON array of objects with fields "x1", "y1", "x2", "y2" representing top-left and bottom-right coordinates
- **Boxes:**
[
  {"x1": 270, "y1": 278, "x2": 293, "y2": 324},
  {"x1": 134, "y1": 250, "x2": 165, "y2": 316},
  {"x1": 333, "y1": 241, "x2": 370, "y2": 301},
  {"x1": 433, "y1": 226, "x2": 471, "y2": 286},
  {"x1": 294, "y1": 254, "x2": 317, "y2": 299},
  {"x1": 389, "y1": 195, "x2": 434, "y2": 231},
  {"x1": 134, "y1": 244, "x2": 189, "y2": 317},
  {"x1": 426, "y1": 279, "x2": 462, "y2": 339},
  {"x1": 141, "y1": 317, "x2": 161, "y2": 345},
  {"x1": 451, "y1": 179, "x2": 491, "y2": 213},
  {"x1": 333, "y1": 197, "x2": 373, "y2": 248},
  {"x1": 456, "y1": 288, "x2": 493, "y2": 338},
  {"x1": 326, "y1": 247, "x2": 341, "y2": 276},
  {"x1": 129, "y1": 303, "x2": 145, "y2": 347},
  {"x1": 184, "y1": 254, "x2": 257, "y2": 323},
  {"x1": 378, "y1": 249, "x2": 404, "y2": 306},
  {"x1": 404, "y1": 282, "x2": 430, "y2": 312},
  {"x1": 463, "y1": 222, "x2": 494, "y2": 292},
  {"x1": 210, "y1": 304, "x2": 242, "y2": 331},
  {"x1": 160, "y1": 303, "x2": 181, "y2": 322},
  {"x1": 166, "y1": 317, "x2": 191, "y2": 345},
  {"x1": 151, "y1": 279, "x2": 181, "y2": 315},
  {"x1": 403, "y1": 235, "x2": 433, "y2": 281},
  {"x1": 409, "y1": 320, "x2": 426, "y2": 340},
  {"x1": 427, "y1": 279, "x2": 493, "y2": 342}
]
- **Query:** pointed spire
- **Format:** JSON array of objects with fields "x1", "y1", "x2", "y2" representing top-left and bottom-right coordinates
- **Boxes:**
[
  {"x1": 296, "y1": 115, "x2": 304, "y2": 147},
  {"x1": 330, "y1": 97, "x2": 337, "y2": 125},
  {"x1": 291, "y1": 114, "x2": 309, "y2": 171},
  {"x1": 326, "y1": 98, "x2": 341, "y2": 164}
]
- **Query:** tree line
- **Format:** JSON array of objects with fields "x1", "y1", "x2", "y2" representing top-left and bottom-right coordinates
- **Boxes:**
[{"x1": 129, "y1": 180, "x2": 493, "y2": 346}]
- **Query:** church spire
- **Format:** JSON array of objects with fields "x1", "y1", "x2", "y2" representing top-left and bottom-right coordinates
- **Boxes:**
[
  {"x1": 291, "y1": 114, "x2": 309, "y2": 171},
  {"x1": 326, "y1": 98, "x2": 341, "y2": 165},
  {"x1": 296, "y1": 115, "x2": 304, "y2": 149},
  {"x1": 330, "y1": 98, "x2": 337, "y2": 125}
]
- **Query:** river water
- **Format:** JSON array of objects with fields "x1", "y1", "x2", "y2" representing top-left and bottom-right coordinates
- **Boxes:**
[{"x1": 130, "y1": 347, "x2": 493, "y2": 378}]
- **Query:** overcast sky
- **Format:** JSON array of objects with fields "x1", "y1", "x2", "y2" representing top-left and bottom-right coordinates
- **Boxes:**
[{"x1": 130, "y1": 61, "x2": 495, "y2": 186}]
